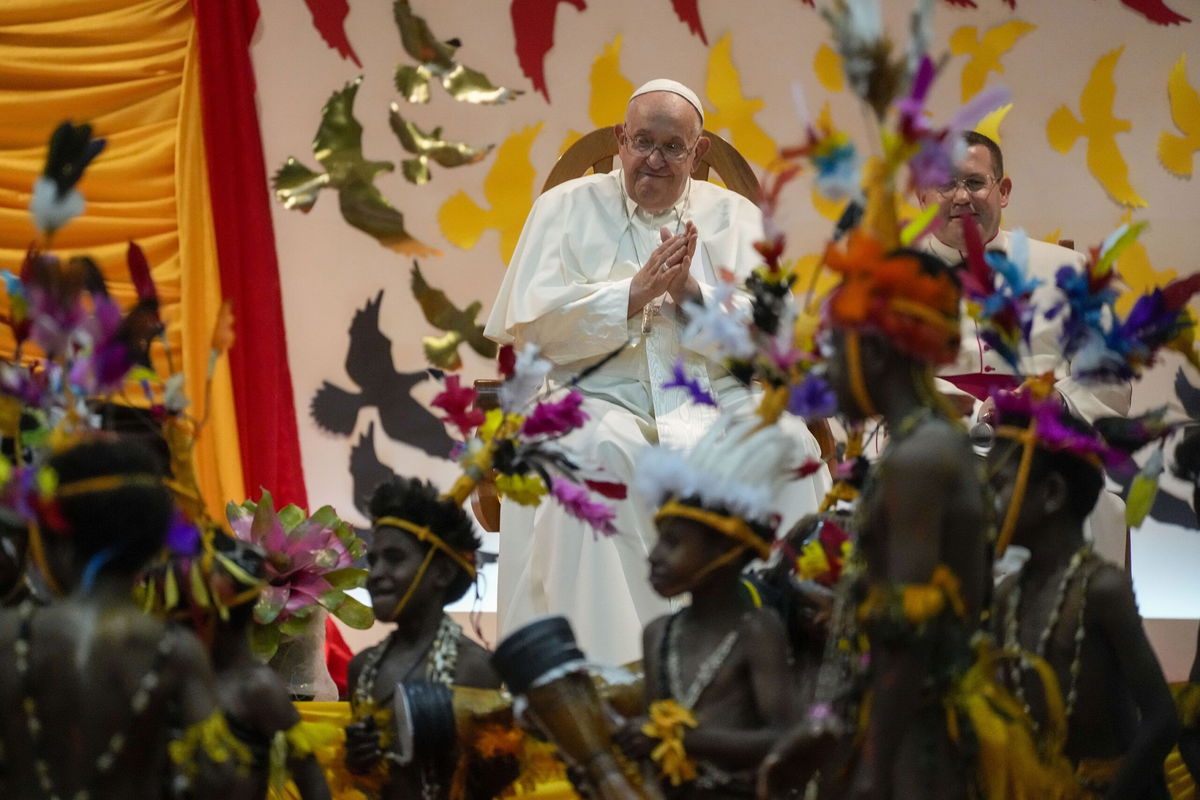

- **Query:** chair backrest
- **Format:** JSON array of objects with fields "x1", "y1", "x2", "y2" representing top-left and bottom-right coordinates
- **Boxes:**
[{"x1": 541, "y1": 127, "x2": 761, "y2": 202}]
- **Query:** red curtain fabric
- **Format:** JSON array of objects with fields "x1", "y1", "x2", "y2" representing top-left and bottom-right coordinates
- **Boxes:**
[{"x1": 191, "y1": 0, "x2": 308, "y2": 508}]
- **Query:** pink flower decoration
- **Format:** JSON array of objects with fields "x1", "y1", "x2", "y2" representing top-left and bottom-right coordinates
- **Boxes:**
[
  {"x1": 431, "y1": 374, "x2": 485, "y2": 438},
  {"x1": 550, "y1": 477, "x2": 618, "y2": 537},
  {"x1": 521, "y1": 390, "x2": 588, "y2": 437}
]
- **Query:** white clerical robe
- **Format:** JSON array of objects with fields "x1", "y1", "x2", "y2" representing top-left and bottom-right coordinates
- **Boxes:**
[
  {"x1": 923, "y1": 230, "x2": 1132, "y2": 565},
  {"x1": 485, "y1": 170, "x2": 828, "y2": 664}
]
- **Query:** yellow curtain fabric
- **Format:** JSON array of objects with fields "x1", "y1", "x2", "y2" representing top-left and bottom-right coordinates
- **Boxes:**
[{"x1": 0, "y1": 0, "x2": 243, "y2": 519}]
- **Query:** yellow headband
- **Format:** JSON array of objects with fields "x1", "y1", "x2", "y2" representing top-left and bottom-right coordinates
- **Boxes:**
[
  {"x1": 654, "y1": 500, "x2": 772, "y2": 561},
  {"x1": 991, "y1": 423, "x2": 1103, "y2": 558},
  {"x1": 373, "y1": 516, "x2": 478, "y2": 579},
  {"x1": 54, "y1": 473, "x2": 163, "y2": 499}
]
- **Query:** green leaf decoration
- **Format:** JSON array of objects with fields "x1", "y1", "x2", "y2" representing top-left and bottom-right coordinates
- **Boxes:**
[
  {"x1": 249, "y1": 622, "x2": 281, "y2": 661},
  {"x1": 278, "y1": 504, "x2": 306, "y2": 532},
  {"x1": 323, "y1": 567, "x2": 368, "y2": 591},
  {"x1": 1125, "y1": 449, "x2": 1164, "y2": 529},
  {"x1": 331, "y1": 594, "x2": 375, "y2": 629}
]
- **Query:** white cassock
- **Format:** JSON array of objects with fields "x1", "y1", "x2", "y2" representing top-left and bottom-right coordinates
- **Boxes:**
[
  {"x1": 484, "y1": 169, "x2": 828, "y2": 664},
  {"x1": 924, "y1": 231, "x2": 1133, "y2": 566}
]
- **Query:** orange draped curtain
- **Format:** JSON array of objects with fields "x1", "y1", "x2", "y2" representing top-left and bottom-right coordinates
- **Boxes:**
[{"x1": 0, "y1": 0, "x2": 244, "y2": 519}]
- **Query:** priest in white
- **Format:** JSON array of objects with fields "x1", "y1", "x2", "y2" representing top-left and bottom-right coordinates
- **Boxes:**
[
  {"x1": 484, "y1": 79, "x2": 826, "y2": 664},
  {"x1": 918, "y1": 130, "x2": 1132, "y2": 566}
]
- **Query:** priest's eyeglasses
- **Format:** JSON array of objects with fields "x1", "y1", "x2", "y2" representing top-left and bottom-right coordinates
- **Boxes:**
[
  {"x1": 624, "y1": 133, "x2": 697, "y2": 163},
  {"x1": 935, "y1": 174, "x2": 998, "y2": 197}
]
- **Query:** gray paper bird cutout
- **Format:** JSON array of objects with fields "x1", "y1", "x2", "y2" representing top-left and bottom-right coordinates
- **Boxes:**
[{"x1": 272, "y1": 77, "x2": 440, "y2": 256}]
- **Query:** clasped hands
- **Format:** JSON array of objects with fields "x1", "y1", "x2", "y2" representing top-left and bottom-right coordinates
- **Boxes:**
[{"x1": 627, "y1": 222, "x2": 701, "y2": 319}]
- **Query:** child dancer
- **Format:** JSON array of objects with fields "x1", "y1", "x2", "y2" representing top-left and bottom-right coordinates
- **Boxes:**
[{"x1": 0, "y1": 437, "x2": 240, "y2": 798}]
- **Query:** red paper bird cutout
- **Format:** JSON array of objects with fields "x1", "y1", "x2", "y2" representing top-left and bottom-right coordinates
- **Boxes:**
[
  {"x1": 303, "y1": 0, "x2": 362, "y2": 67},
  {"x1": 671, "y1": 0, "x2": 708, "y2": 44},
  {"x1": 511, "y1": 0, "x2": 587, "y2": 101},
  {"x1": 940, "y1": 0, "x2": 1017, "y2": 7},
  {"x1": 1117, "y1": 0, "x2": 1190, "y2": 25}
]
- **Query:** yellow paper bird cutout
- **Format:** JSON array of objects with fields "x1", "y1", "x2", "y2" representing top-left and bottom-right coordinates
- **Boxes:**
[
  {"x1": 949, "y1": 21, "x2": 1036, "y2": 102},
  {"x1": 1159, "y1": 54, "x2": 1200, "y2": 178},
  {"x1": 1112, "y1": 212, "x2": 1178, "y2": 315},
  {"x1": 1040, "y1": 228, "x2": 1063, "y2": 246},
  {"x1": 794, "y1": 253, "x2": 838, "y2": 299},
  {"x1": 704, "y1": 33, "x2": 779, "y2": 169},
  {"x1": 561, "y1": 35, "x2": 635, "y2": 154},
  {"x1": 438, "y1": 123, "x2": 543, "y2": 265},
  {"x1": 974, "y1": 103, "x2": 1012, "y2": 147},
  {"x1": 814, "y1": 44, "x2": 845, "y2": 93},
  {"x1": 1046, "y1": 47, "x2": 1147, "y2": 208}
]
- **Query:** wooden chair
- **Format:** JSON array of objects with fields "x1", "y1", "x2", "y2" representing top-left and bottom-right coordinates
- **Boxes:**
[
  {"x1": 541, "y1": 127, "x2": 761, "y2": 200},
  {"x1": 470, "y1": 128, "x2": 835, "y2": 531}
]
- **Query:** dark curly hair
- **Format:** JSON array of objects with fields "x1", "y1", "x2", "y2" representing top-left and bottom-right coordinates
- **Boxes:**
[
  {"x1": 45, "y1": 435, "x2": 175, "y2": 578},
  {"x1": 368, "y1": 477, "x2": 481, "y2": 603}
]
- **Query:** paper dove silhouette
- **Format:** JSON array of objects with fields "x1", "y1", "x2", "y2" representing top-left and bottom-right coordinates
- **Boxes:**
[
  {"x1": 438, "y1": 124, "x2": 543, "y2": 265},
  {"x1": 705, "y1": 33, "x2": 778, "y2": 169},
  {"x1": 388, "y1": 104, "x2": 493, "y2": 185},
  {"x1": 940, "y1": 0, "x2": 1016, "y2": 8},
  {"x1": 1117, "y1": 0, "x2": 1190, "y2": 25},
  {"x1": 301, "y1": 0, "x2": 361, "y2": 66},
  {"x1": 949, "y1": 21, "x2": 1036, "y2": 102},
  {"x1": 349, "y1": 421, "x2": 400, "y2": 520},
  {"x1": 1046, "y1": 47, "x2": 1146, "y2": 208},
  {"x1": 670, "y1": 0, "x2": 708, "y2": 43},
  {"x1": 410, "y1": 260, "x2": 497, "y2": 370},
  {"x1": 393, "y1": 0, "x2": 522, "y2": 104},
  {"x1": 273, "y1": 79, "x2": 438, "y2": 256},
  {"x1": 561, "y1": 35, "x2": 634, "y2": 152},
  {"x1": 511, "y1": 0, "x2": 587, "y2": 101},
  {"x1": 310, "y1": 291, "x2": 455, "y2": 459},
  {"x1": 1159, "y1": 55, "x2": 1200, "y2": 178}
]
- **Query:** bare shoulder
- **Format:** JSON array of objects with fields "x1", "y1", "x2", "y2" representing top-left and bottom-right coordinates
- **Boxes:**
[
  {"x1": 884, "y1": 416, "x2": 972, "y2": 476},
  {"x1": 241, "y1": 664, "x2": 301, "y2": 732},
  {"x1": 738, "y1": 606, "x2": 788, "y2": 646},
  {"x1": 454, "y1": 635, "x2": 501, "y2": 689},
  {"x1": 643, "y1": 614, "x2": 671, "y2": 652},
  {"x1": 1085, "y1": 561, "x2": 1138, "y2": 618}
]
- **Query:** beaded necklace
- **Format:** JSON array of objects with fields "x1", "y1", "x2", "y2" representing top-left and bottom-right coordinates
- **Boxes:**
[
  {"x1": 1003, "y1": 543, "x2": 1096, "y2": 727},
  {"x1": 14, "y1": 600, "x2": 173, "y2": 800},
  {"x1": 663, "y1": 609, "x2": 741, "y2": 710},
  {"x1": 352, "y1": 614, "x2": 461, "y2": 710},
  {"x1": 351, "y1": 614, "x2": 461, "y2": 800}
]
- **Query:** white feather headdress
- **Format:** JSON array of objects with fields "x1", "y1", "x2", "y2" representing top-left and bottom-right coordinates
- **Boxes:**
[{"x1": 633, "y1": 412, "x2": 799, "y2": 526}]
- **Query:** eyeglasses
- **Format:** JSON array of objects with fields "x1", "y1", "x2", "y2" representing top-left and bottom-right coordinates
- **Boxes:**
[
  {"x1": 623, "y1": 132, "x2": 697, "y2": 163},
  {"x1": 934, "y1": 174, "x2": 998, "y2": 197}
]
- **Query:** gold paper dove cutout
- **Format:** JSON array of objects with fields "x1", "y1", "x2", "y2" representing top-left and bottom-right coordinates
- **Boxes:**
[
  {"x1": 410, "y1": 260, "x2": 497, "y2": 369},
  {"x1": 705, "y1": 33, "x2": 779, "y2": 169},
  {"x1": 974, "y1": 102, "x2": 1012, "y2": 146},
  {"x1": 1046, "y1": 47, "x2": 1147, "y2": 208},
  {"x1": 272, "y1": 78, "x2": 439, "y2": 256},
  {"x1": 1159, "y1": 54, "x2": 1200, "y2": 178},
  {"x1": 1113, "y1": 212, "x2": 1177, "y2": 315},
  {"x1": 393, "y1": 0, "x2": 523, "y2": 104},
  {"x1": 949, "y1": 21, "x2": 1036, "y2": 102},
  {"x1": 561, "y1": 35, "x2": 635, "y2": 154},
  {"x1": 438, "y1": 123, "x2": 543, "y2": 265},
  {"x1": 814, "y1": 43, "x2": 845, "y2": 93},
  {"x1": 388, "y1": 104, "x2": 493, "y2": 185},
  {"x1": 1040, "y1": 228, "x2": 1063, "y2": 245}
]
